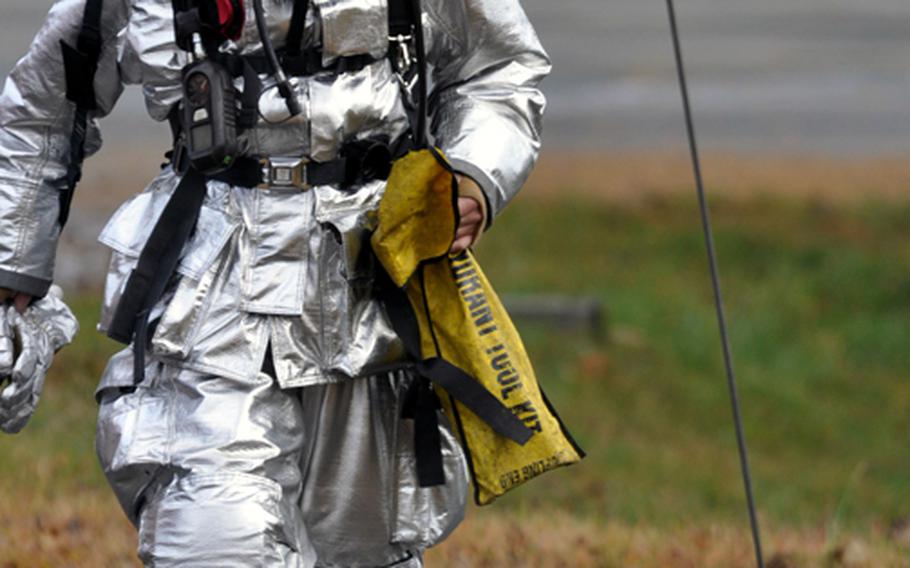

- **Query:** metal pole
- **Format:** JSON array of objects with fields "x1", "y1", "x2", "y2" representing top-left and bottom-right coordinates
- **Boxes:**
[{"x1": 664, "y1": 2, "x2": 766, "y2": 566}]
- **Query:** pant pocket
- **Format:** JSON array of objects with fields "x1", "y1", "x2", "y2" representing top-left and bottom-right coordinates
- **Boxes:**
[
  {"x1": 391, "y1": 409, "x2": 469, "y2": 549},
  {"x1": 95, "y1": 353, "x2": 170, "y2": 524},
  {"x1": 138, "y1": 472, "x2": 306, "y2": 567}
]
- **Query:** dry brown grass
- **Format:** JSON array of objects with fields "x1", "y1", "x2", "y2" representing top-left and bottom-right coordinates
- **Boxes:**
[
  {"x1": 0, "y1": 491, "x2": 139, "y2": 568},
  {"x1": 427, "y1": 510, "x2": 910, "y2": 567},
  {"x1": 525, "y1": 152, "x2": 910, "y2": 205},
  {"x1": 2, "y1": 495, "x2": 908, "y2": 567}
]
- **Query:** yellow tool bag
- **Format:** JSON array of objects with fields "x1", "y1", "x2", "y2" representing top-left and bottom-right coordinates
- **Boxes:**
[{"x1": 372, "y1": 148, "x2": 585, "y2": 505}]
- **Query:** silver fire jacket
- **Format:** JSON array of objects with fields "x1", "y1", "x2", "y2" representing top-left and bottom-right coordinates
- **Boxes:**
[{"x1": 0, "y1": 0, "x2": 549, "y2": 387}]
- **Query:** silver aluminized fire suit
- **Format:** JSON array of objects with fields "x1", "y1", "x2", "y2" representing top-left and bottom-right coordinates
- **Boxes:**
[{"x1": 0, "y1": 0, "x2": 548, "y2": 565}]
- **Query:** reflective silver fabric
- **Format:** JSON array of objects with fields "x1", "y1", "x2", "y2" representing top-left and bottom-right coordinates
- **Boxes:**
[
  {"x1": 96, "y1": 352, "x2": 467, "y2": 567},
  {"x1": 96, "y1": 174, "x2": 407, "y2": 387},
  {"x1": 0, "y1": 285, "x2": 79, "y2": 433}
]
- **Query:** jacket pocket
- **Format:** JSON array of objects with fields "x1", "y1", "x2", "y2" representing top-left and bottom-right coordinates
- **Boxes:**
[
  {"x1": 313, "y1": 179, "x2": 386, "y2": 283},
  {"x1": 175, "y1": 204, "x2": 237, "y2": 281},
  {"x1": 95, "y1": 349, "x2": 170, "y2": 524},
  {"x1": 97, "y1": 172, "x2": 237, "y2": 336},
  {"x1": 314, "y1": 0, "x2": 389, "y2": 63},
  {"x1": 97, "y1": 173, "x2": 177, "y2": 333}
]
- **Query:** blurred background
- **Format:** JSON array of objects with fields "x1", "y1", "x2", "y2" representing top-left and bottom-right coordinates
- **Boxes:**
[{"x1": 2, "y1": 1, "x2": 910, "y2": 566}]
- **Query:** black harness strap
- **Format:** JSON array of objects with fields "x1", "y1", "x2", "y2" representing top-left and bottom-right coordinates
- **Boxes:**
[
  {"x1": 58, "y1": 0, "x2": 104, "y2": 228},
  {"x1": 211, "y1": 150, "x2": 394, "y2": 190},
  {"x1": 285, "y1": 0, "x2": 309, "y2": 56},
  {"x1": 388, "y1": 0, "x2": 414, "y2": 36},
  {"x1": 410, "y1": 0, "x2": 428, "y2": 148},
  {"x1": 237, "y1": 60, "x2": 263, "y2": 129},
  {"x1": 107, "y1": 169, "x2": 208, "y2": 382}
]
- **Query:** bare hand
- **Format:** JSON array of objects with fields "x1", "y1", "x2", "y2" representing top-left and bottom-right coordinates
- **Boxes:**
[
  {"x1": 0, "y1": 289, "x2": 32, "y2": 315},
  {"x1": 449, "y1": 196, "x2": 484, "y2": 254}
]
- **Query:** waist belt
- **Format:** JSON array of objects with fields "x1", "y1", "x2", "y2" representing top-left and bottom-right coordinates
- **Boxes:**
[
  {"x1": 213, "y1": 151, "x2": 388, "y2": 191},
  {"x1": 168, "y1": 128, "x2": 408, "y2": 186}
]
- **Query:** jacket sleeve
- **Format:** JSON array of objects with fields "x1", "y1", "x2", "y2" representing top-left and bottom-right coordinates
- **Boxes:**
[
  {"x1": 0, "y1": 0, "x2": 128, "y2": 296},
  {"x1": 425, "y1": 0, "x2": 550, "y2": 224}
]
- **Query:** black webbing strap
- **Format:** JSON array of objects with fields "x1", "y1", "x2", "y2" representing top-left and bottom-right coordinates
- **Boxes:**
[
  {"x1": 401, "y1": 376, "x2": 445, "y2": 486},
  {"x1": 58, "y1": 109, "x2": 88, "y2": 229},
  {"x1": 61, "y1": 0, "x2": 103, "y2": 109},
  {"x1": 210, "y1": 156, "x2": 347, "y2": 188},
  {"x1": 388, "y1": 0, "x2": 415, "y2": 36},
  {"x1": 107, "y1": 169, "x2": 208, "y2": 383},
  {"x1": 417, "y1": 357, "x2": 533, "y2": 445},
  {"x1": 410, "y1": 0, "x2": 428, "y2": 148},
  {"x1": 190, "y1": 137, "x2": 397, "y2": 190},
  {"x1": 237, "y1": 59, "x2": 263, "y2": 129},
  {"x1": 376, "y1": 266, "x2": 534, "y2": 486},
  {"x1": 171, "y1": 0, "x2": 204, "y2": 53},
  {"x1": 285, "y1": 0, "x2": 309, "y2": 56},
  {"x1": 58, "y1": 0, "x2": 104, "y2": 228}
]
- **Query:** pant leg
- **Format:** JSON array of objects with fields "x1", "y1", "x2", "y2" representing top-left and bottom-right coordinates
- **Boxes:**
[
  {"x1": 299, "y1": 370, "x2": 469, "y2": 568},
  {"x1": 95, "y1": 351, "x2": 317, "y2": 567}
]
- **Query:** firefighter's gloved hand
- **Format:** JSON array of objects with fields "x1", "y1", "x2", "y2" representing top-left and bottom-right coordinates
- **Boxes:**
[{"x1": 0, "y1": 286, "x2": 78, "y2": 434}]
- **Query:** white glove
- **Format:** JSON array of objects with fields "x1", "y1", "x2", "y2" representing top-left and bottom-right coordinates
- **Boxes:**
[{"x1": 0, "y1": 285, "x2": 79, "y2": 434}]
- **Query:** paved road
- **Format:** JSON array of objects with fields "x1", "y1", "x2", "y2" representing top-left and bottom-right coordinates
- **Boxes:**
[
  {"x1": 2, "y1": 0, "x2": 909, "y2": 154},
  {"x1": 526, "y1": 0, "x2": 910, "y2": 154}
]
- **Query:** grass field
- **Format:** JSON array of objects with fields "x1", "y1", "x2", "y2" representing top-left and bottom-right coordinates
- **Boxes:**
[{"x1": 2, "y1": 187, "x2": 910, "y2": 566}]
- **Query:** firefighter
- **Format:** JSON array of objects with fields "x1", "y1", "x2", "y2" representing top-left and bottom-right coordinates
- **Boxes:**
[{"x1": 0, "y1": 0, "x2": 548, "y2": 565}]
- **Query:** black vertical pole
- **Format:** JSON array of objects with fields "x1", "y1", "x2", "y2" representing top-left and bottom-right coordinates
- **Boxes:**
[{"x1": 664, "y1": 2, "x2": 766, "y2": 566}]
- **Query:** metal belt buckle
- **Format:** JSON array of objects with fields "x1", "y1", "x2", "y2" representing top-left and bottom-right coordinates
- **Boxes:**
[
  {"x1": 389, "y1": 34, "x2": 414, "y2": 74},
  {"x1": 389, "y1": 34, "x2": 418, "y2": 93},
  {"x1": 260, "y1": 156, "x2": 311, "y2": 191}
]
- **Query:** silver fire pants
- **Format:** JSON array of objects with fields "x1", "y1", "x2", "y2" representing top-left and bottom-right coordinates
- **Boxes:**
[{"x1": 95, "y1": 350, "x2": 469, "y2": 567}]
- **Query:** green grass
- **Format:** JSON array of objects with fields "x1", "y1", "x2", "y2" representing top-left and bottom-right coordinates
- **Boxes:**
[
  {"x1": 474, "y1": 195, "x2": 910, "y2": 531},
  {"x1": 2, "y1": 194, "x2": 909, "y2": 552}
]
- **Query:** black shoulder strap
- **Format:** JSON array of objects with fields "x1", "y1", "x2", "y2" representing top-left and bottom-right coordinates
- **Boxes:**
[
  {"x1": 60, "y1": 0, "x2": 104, "y2": 115},
  {"x1": 385, "y1": 0, "x2": 427, "y2": 147},
  {"x1": 58, "y1": 0, "x2": 105, "y2": 228},
  {"x1": 410, "y1": 0, "x2": 428, "y2": 147},
  {"x1": 285, "y1": 0, "x2": 309, "y2": 56},
  {"x1": 107, "y1": 168, "x2": 209, "y2": 384},
  {"x1": 77, "y1": 0, "x2": 104, "y2": 65},
  {"x1": 388, "y1": 0, "x2": 415, "y2": 36},
  {"x1": 171, "y1": 0, "x2": 219, "y2": 56}
]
